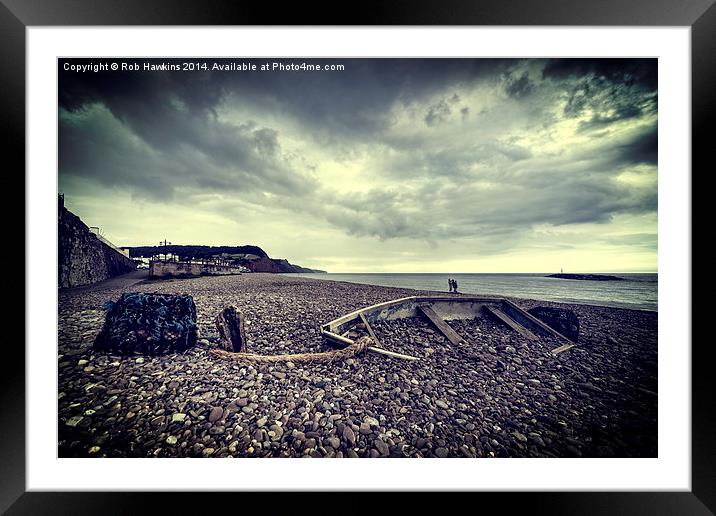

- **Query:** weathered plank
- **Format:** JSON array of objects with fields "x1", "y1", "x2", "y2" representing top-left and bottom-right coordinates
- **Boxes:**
[
  {"x1": 550, "y1": 343, "x2": 575, "y2": 354},
  {"x1": 359, "y1": 312, "x2": 383, "y2": 348},
  {"x1": 483, "y1": 305, "x2": 538, "y2": 340},
  {"x1": 367, "y1": 345, "x2": 420, "y2": 361},
  {"x1": 418, "y1": 305, "x2": 464, "y2": 345}
]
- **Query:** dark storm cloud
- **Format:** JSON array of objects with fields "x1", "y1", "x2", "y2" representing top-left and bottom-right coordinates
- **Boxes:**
[
  {"x1": 219, "y1": 59, "x2": 509, "y2": 139},
  {"x1": 424, "y1": 93, "x2": 467, "y2": 127},
  {"x1": 503, "y1": 72, "x2": 534, "y2": 99},
  {"x1": 292, "y1": 163, "x2": 655, "y2": 245},
  {"x1": 58, "y1": 58, "x2": 521, "y2": 203},
  {"x1": 615, "y1": 126, "x2": 658, "y2": 165},
  {"x1": 424, "y1": 99, "x2": 452, "y2": 127},
  {"x1": 300, "y1": 133, "x2": 656, "y2": 242},
  {"x1": 541, "y1": 58, "x2": 657, "y2": 132},
  {"x1": 380, "y1": 141, "x2": 534, "y2": 183},
  {"x1": 59, "y1": 105, "x2": 177, "y2": 200},
  {"x1": 61, "y1": 59, "x2": 515, "y2": 141},
  {"x1": 59, "y1": 58, "x2": 657, "y2": 248},
  {"x1": 542, "y1": 58, "x2": 657, "y2": 88},
  {"x1": 59, "y1": 103, "x2": 314, "y2": 201},
  {"x1": 342, "y1": 172, "x2": 650, "y2": 243}
]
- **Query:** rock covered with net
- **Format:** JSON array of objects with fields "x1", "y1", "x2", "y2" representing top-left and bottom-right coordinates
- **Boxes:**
[
  {"x1": 93, "y1": 292, "x2": 198, "y2": 355},
  {"x1": 527, "y1": 306, "x2": 579, "y2": 342}
]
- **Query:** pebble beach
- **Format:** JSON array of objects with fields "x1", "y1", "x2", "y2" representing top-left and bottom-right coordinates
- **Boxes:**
[{"x1": 58, "y1": 273, "x2": 658, "y2": 458}]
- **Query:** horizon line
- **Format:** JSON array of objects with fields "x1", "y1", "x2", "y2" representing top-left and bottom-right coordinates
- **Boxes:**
[{"x1": 290, "y1": 270, "x2": 658, "y2": 274}]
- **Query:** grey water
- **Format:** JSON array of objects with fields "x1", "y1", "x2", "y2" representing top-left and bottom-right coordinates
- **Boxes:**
[{"x1": 284, "y1": 272, "x2": 657, "y2": 311}]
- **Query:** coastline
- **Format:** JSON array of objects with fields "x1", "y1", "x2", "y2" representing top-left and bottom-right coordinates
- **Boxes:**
[
  {"x1": 283, "y1": 272, "x2": 658, "y2": 312},
  {"x1": 58, "y1": 272, "x2": 657, "y2": 458}
]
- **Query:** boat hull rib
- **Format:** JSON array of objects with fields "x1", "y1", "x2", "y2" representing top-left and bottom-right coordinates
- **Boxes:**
[
  {"x1": 321, "y1": 295, "x2": 576, "y2": 361},
  {"x1": 417, "y1": 305, "x2": 465, "y2": 346}
]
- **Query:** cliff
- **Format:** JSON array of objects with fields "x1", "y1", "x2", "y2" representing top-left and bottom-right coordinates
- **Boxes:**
[{"x1": 125, "y1": 244, "x2": 326, "y2": 273}]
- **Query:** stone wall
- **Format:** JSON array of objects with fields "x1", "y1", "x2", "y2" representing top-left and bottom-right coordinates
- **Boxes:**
[{"x1": 58, "y1": 199, "x2": 137, "y2": 288}]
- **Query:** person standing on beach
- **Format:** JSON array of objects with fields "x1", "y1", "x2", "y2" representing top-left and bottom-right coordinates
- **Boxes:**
[
  {"x1": 453, "y1": 278, "x2": 459, "y2": 293},
  {"x1": 448, "y1": 278, "x2": 452, "y2": 292}
]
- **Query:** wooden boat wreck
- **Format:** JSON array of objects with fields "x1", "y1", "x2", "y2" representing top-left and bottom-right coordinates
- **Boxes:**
[{"x1": 321, "y1": 295, "x2": 576, "y2": 361}]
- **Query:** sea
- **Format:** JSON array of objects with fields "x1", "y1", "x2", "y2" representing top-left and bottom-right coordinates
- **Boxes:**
[{"x1": 283, "y1": 272, "x2": 658, "y2": 312}]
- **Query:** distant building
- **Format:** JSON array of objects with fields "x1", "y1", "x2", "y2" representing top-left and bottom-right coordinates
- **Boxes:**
[
  {"x1": 133, "y1": 257, "x2": 150, "y2": 269},
  {"x1": 149, "y1": 259, "x2": 245, "y2": 278},
  {"x1": 153, "y1": 253, "x2": 179, "y2": 262}
]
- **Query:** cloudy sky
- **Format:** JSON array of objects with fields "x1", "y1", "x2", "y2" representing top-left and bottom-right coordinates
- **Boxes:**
[{"x1": 58, "y1": 58, "x2": 657, "y2": 273}]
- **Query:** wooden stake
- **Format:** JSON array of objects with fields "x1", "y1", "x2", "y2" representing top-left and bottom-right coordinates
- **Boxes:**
[{"x1": 215, "y1": 305, "x2": 248, "y2": 353}]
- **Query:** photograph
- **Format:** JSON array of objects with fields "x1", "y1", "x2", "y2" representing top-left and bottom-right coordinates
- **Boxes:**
[{"x1": 57, "y1": 57, "x2": 658, "y2": 459}]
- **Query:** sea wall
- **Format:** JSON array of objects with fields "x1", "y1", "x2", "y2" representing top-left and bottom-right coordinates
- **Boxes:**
[
  {"x1": 58, "y1": 198, "x2": 137, "y2": 288},
  {"x1": 149, "y1": 260, "x2": 243, "y2": 278}
]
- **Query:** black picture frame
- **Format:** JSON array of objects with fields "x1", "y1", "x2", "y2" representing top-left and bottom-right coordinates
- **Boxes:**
[{"x1": 3, "y1": 0, "x2": 708, "y2": 513}]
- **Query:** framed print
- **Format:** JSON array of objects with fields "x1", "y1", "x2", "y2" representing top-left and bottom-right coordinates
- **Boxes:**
[{"x1": 3, "y1": 0, "x2": 710, "y2": 513}]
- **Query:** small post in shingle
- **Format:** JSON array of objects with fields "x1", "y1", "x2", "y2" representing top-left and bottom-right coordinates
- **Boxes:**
[{"x1": 215, "y1": 305, "x2": 248, "y2": 353}]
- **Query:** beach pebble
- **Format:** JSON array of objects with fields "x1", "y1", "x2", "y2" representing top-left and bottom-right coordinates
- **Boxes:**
[
  {"x1": 343, "y1": 426, "x2": 356, "y2": 445},
  {"x1": 374, "y1": 439, "x2": 389, "y2": 456},
  {"x1": 58, "y1": 273, "x2": 657, "y2": 460}
]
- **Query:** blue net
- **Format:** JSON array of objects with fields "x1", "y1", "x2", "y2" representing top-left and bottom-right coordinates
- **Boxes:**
[{"x1": 93, "y1": 292, "x2": 198, "y2": 355}]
